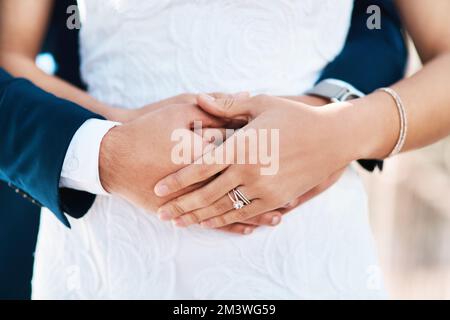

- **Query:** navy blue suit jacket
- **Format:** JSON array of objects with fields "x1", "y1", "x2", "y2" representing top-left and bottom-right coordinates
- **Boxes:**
[
  {"x1": 0, "y1": 70, "x2": 102, "y2": 227},
  {"x1": 0, "y1": 0, "x2": 407, "y2": 228},
  {"x1": 0, "y1": 0, "x2": 85, "y2": 299}
]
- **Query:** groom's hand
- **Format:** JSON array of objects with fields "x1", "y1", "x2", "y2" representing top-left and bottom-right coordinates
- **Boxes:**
[
  {"x1": 98, "y1": 103, "x2": 225, "y2": 211},
  {"x1": 109, "y1": 93, "x2": 250, "y2": 123},
  {"x1": 109, "y1": 94, "x2": 200, "y2": 122}
]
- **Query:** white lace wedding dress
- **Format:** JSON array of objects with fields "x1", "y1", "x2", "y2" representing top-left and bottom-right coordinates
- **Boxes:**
[{"x1": 32, "y1": 0, "x2": 386, "y2": 299}]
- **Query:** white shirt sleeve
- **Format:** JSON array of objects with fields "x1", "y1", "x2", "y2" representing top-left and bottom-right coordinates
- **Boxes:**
[{"x1": 59, "y1": 119, "x2": 121, "y2": 195}]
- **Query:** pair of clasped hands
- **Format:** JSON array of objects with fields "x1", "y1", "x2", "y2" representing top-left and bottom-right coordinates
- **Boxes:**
[{"x1": 100, "y1": 92, "x2": 352, "y2": 235}]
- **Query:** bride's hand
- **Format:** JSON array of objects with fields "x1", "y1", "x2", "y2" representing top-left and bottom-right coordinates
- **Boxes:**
[
  {"x1": 153, "y1": 94, "x2": 360, "y2": 229},
  {"x1": 216, "y1": 94, "x2": 338, "y2": 234}
]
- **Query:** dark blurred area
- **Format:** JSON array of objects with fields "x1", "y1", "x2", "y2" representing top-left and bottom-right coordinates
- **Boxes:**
[
  {"x1": 0, "y1": 0, "x2": 82, "y2": 300},
  {"x1": 0, "y1": 184, "x2": 39, "y2": 299}
]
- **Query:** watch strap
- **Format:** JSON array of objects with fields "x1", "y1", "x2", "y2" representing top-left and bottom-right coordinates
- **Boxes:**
[{"x1": 306, "y1": 79, "x2": 364, "y2": 102}]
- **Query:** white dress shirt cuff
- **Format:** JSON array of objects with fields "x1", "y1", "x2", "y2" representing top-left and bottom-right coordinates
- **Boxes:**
[{"x1": 59, "y1": 119, "x2": 121, "y2": 195}]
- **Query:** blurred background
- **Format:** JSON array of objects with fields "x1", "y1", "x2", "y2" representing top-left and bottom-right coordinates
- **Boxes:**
[{"x1": 359, "y1": 41, "x2": 450, "y2": 299}]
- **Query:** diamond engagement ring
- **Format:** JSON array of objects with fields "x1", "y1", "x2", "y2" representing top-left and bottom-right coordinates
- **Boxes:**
[{"x1": 228, "y1": 188, "x2": 251, "y2": 210}]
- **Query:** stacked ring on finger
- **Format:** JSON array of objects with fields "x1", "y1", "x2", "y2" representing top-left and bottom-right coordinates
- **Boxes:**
[{"x1": 228, "y1": 188, "x2": 251, "y2": 210}]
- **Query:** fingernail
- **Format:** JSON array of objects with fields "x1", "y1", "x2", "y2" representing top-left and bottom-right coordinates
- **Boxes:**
[
  {"x1": 158, "y1": 209, "x2": 172, "y2": 221},
  {"x1": 200, "y1": 93, "x2": 215, "y2": 101},
  {"x1": 243, "y1": 227, "x2": 253, "y2": 235},
  {"x1": 154, "y1": 184, "x2": 169, "y2": 197},
  {"x1": 271, "y1": 216, "x2": 281, "y2": 226}
]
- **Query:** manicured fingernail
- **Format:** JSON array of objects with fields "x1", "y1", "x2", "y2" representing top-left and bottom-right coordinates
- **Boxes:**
[
  {"x1": 154, "y1": 184, "x2": 169, "y2": 197},
  {"x1": 243, "y1": 227, "x2": 253, "y2": 235},
  {"x1": 200, "y1": 93, "x2": 215, "y2": 101},
  {"x1": 271, "y1": 216, "x2": 281, "y2": 226},
  {"x1": 158, "y1": 209, "x2": 172, "y2": 221}
]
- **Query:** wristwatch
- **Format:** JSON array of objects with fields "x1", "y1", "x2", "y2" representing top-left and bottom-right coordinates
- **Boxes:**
[
  {"x1": 306, "y1": 79, "x2": 384, "y2": 172},
  {"x1": 305, "y1": 79, "x2": 365, "y2": 102}
]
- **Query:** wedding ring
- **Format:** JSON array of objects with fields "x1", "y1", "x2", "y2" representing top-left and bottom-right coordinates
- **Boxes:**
[
  {"x1": 228, "y1": 188, "x2": 251, "y2": 210},
  {"x1": 234, "y1": 189, "x2": 251, "y2": 205}
]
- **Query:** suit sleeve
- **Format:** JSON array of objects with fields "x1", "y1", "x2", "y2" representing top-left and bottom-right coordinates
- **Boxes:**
[
  {"x1": 318, "y1": 0, "x2": 408, "y2": 171},
  {"x1": 0, "y1": 68, "x2": 103, "y2": 227}
]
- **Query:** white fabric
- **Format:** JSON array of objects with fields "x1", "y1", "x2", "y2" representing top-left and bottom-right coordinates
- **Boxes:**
[
  {"x1": 33, "y1": 0, "x2": 386, "y2": 299},
  {"x1": 60, "y1": 119, "x2": 119, "y2": 196}
]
